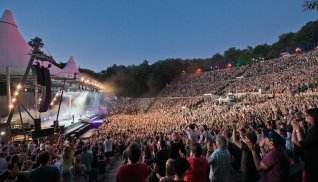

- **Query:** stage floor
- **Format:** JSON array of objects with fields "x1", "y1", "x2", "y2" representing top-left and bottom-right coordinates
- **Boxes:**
[{"x1": 41, "y1": 115, "x2": 86, "y2": 128}]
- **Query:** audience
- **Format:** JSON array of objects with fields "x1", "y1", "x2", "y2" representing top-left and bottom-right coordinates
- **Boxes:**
[
  {"x1": 207, "y1": 135, "x2": 231, "y2": 182},
  {"x1": 291, "y1": 108, "x2": 318, "y2": 182},
  {"x1": 28, "y1": 151, "x2": 62, "y2": 182},
  {"x1": 184, "y1": 143, "x2": 208, "y2": 182},
  {"x1": 1, "y1": 50, "x2": 318, "y2": 182},
  {"x1": 116, "y1": 142, "x2": 148, "y2": 182}
]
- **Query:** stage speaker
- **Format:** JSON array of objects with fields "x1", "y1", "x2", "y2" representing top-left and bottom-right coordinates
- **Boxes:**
[
  {"x1": 59, "y1": 125, "x2": 65, "y2": 132},
  {"x1": 31, "y1": 127, "x2": 54, "y2": 139},
  {"x1": 34, "y1": 118, "x2": 41, "y2": 131},
  {"x1": 39, "y1": 68, "x2": 51, "y2": 112},
  {"x1": 34, "y1": 65, "x2": 45, "y2": 86}
]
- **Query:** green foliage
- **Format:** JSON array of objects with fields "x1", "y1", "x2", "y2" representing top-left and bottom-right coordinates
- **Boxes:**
[
  {"x1": 236, "y1": 48, "x2": 253, "y2": 67},
  {"x1": 28, "y1": 37, "x2": 44, "y2": 50},
  {"x1": 77, "y1": 19, "x2": 318, "y2": 97},
  {"x1": 78, "y1": 68, "x2": 99, "y2": 78},
  {"x1": 303, "y1": 0, "x2": 318, "y2": 10}
]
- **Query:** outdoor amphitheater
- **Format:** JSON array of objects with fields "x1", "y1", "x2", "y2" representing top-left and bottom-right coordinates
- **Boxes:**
[{"x1": 1, "y1": 2, "x2": 318, "y2": 182}]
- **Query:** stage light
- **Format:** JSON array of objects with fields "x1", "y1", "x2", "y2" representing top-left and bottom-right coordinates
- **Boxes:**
[
  {"x1": 24, "y1": 88, "x2": 27, "y2": 92},
  {"x1": 12, "y1": 98, "x2": 16, "y2": 103},
  {"x1": 16, "y1": 84, "x2": 22, "y2": 90},
  {"x1": 14, "y1": 92, "x2": 18, "y2": 96},
  {"x1": 9, "y1": 104, "x2": 14, "y2": 109},
  {"x1": 81, "y1": 77, "x2": 84, "y2": 82},
  {"x1": 50, "y1": 102, "x2": 54, "y2": 106},
  {"x1": 295, "y1": 47, "x2": 302, "y2": 53},
  {"x1": 195, "y1": 68, "x2": 202, "y2": 74},
  {"x1": 0, "y1": 131, "x2": 5, "y2": 136}
]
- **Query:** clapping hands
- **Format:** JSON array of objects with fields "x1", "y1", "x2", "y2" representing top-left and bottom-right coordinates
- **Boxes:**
[{"x1": 290, "y1": 119, "x2": 300, "y2": 130}]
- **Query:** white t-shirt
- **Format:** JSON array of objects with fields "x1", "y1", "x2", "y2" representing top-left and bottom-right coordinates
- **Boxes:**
[
  {"x1": 104, "y1": 139, "x2": 113, "y2": 153},
  {"x1": 200, "y1": 130, "x2": 212, "y2": 142},
  {"x1": 185, "y1": 129, "x2": 199, "y2": 144}
]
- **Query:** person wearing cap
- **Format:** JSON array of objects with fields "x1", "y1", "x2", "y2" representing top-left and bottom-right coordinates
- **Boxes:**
[
  {"x1": 247, "y1": 130, "x2": 289, "y2": 182},
  {"x1": 291, "y1": 108, "x2": 318, "y2": 182}
]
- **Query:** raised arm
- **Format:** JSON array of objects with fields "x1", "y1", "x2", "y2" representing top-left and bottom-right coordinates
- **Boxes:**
[
  {"x1": 291, "y1": 120, "x2": 303, "y2": 147},
  {"x1": 247, "y1": 141, "x2": 268, "y2": 171},
  {"x1": 232, "y1": 125, "x2": 242, "y2": 149}
]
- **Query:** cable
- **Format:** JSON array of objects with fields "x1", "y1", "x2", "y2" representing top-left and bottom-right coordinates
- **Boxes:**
[{"x1": 43, "y1": 45, "x2": 53, "y2": 58}]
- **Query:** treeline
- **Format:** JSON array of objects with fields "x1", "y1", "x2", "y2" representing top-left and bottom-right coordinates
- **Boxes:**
[{"x1": 79, "y1": 19, "x2": 318, "y2": 97}]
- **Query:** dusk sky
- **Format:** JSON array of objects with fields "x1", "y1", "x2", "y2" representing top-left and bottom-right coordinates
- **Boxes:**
[{"x1": 1, "y1": 0, "x2": 317, "y2": 71}]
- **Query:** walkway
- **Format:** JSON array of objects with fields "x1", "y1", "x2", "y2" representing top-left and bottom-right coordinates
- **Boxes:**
[{"x1": 102, "y1": 158, "x2": 122, "y2": 182}]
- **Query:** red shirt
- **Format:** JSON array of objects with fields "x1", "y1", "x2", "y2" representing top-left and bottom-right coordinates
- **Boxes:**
[
  {"x1": 116, "y1": 163, "x2": 148, "y2": 182},
  {"x1": 185, "y1": 156, "x2": 208, "y2": 182}
]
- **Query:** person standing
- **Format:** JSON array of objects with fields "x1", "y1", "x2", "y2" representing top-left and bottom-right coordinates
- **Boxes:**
[
  {"x1": 116, "y1": 142, "x2": 148, "y2": 182},
  {"x1": 232, "y1": 126, "x2": 260, "y2": 182},
  {"x1": 199, "y1": 124, "x2": 212, "y2": 143},
  {"x1": 172, "y1": 158, "x2": 190, "y2": 182},
  {"x1": 169, "y1": 132, "x2": 186, "y2": 159},
  {"x1": 291, "y1": 108, "x2": 318, "y2": 182},
  {"x1": 104, "y1": 136, "x2": 113, "y2": 163},
  {"x1": 28, "y1": 151, "x2": 62, "y2": 182},
  {"x1": 247, "y1": 130, "x2": 289, "y2": 182},
  {"x1": 153, "y1": 140, "x2": 169, "y2": 182},
  {"x1": 80, "y1": 145, "x2": 93, "y2": 172},
  {"x1": 184, "y1": 124, "x2": 199, "y2": 144},
  {"x1": 207, "y1": 135, "x2": 231, "y2": 182},
  {"x1": 184, "y1": 143, "x2": 208, "y2": 182}
]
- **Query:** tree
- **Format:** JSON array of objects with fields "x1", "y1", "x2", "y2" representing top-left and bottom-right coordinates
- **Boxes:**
[
  {"x1": 303, "y1": 0, "x2": 318, "y2": 10},
  {"x1": 224, "y1": 47, "x2": 241, "y2": 62},
  {"x1": 236, "y1": 48, "x2": 253, "y2": 67},
  {"x1": 85, "y1": 18, "x2": 318, "y2": 98},
  {"x1": 253, "y1": 44, "x2": 270, "y2": 59},
  {"x1": 79, "y1": 68, "x2": 98, "y2": 78},
  {"x1": 28, "y1": 37, "x2": 44, "y2": 50}
]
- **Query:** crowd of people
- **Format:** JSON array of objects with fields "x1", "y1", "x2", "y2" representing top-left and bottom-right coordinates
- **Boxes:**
[
  {"x1": 104, "y1": 98, "x2": 153, "y2": 115},
  {"x1": 160, "y1": 50, "x2": 318, "y2": 97},
  {"x1": 160, "y1": 66, "x2": 247, "y2": 97},
  {"x1": 0, "y1": 50, "x2": 318, "y2": 182},
  {"x1": 0, "y1": 131, "x2": 116, "y2": 182}
]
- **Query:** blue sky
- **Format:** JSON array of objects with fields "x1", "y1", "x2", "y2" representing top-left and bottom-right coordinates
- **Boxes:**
[{"x1": 1, "y1": 0, "x2": 317, "y2": 71}]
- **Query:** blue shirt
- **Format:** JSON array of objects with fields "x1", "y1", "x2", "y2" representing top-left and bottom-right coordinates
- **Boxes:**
[{"x1": 208, "y1": 148, "x2": 231, "y2": 182}]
